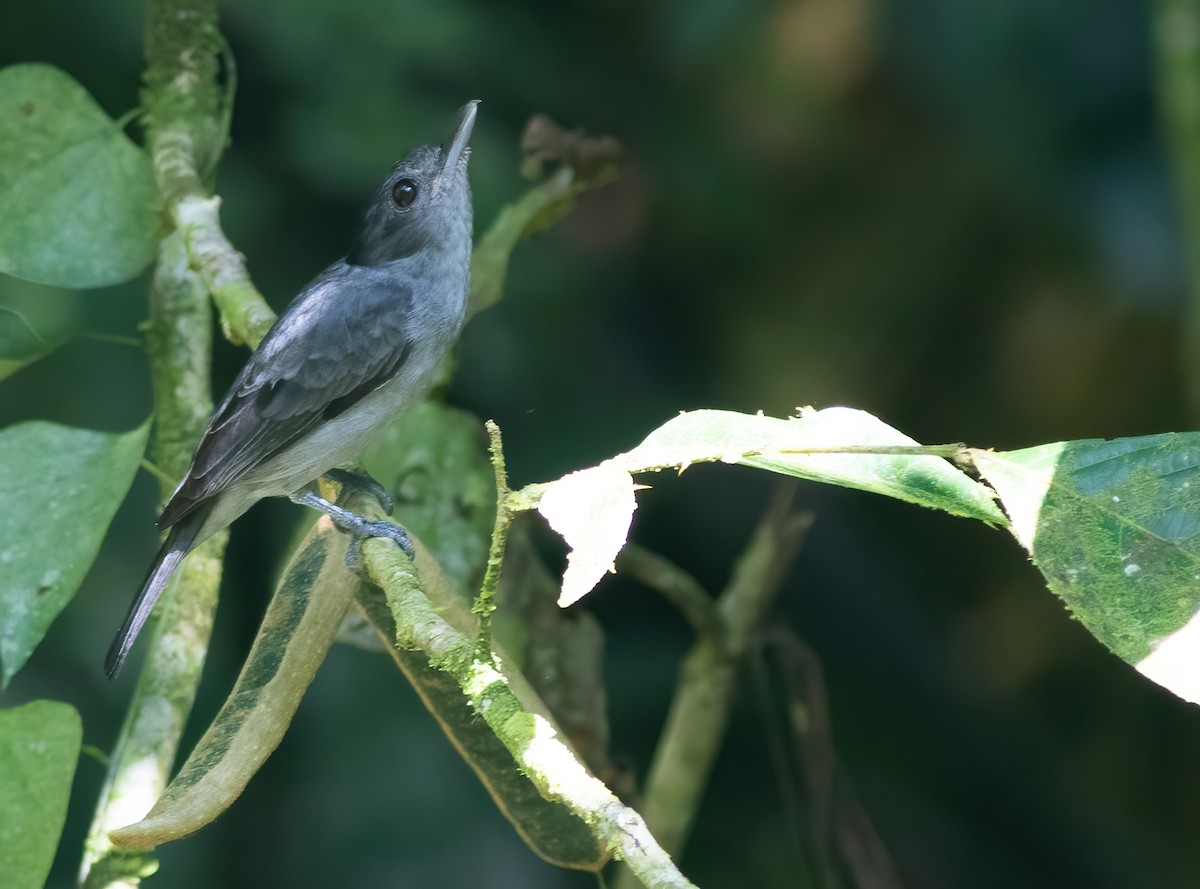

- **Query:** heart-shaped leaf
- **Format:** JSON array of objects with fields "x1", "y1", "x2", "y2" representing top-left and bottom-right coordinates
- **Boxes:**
[
  {"x1": 0, "y1": 64, "x2": 157, "y2": 287},
  {"x1": 0, "y1": 420, "x2": 149, "y2": 686}
]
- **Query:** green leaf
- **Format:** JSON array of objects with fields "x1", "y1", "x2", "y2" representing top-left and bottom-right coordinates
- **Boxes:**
[
  {"x1": 0, "y1": 420, "x2": 149, "y2": 687},
  {"x1": 0, "y1": 308, "x2": 59, "y2": 382},
  {"x1": 621, "y1": 408, "x2": 1006, "y2": 524},
  {"x1": 0, "y1": 700, "x2": 82, "y2": 889},
  {"x1": 0, "y1": 64, "x2": 157, "y2": 288},
  {"x1": 971, "y1": 436, "x2": 1200, "y2": 703},
  {"x1": 110, "y1": 521, "x2": 355, "y2": 850}
]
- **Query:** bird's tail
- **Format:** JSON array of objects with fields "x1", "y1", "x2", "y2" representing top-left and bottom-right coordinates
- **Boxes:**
[{"x1": 105, "y1": 506, "x2": 210, "y2": 679}]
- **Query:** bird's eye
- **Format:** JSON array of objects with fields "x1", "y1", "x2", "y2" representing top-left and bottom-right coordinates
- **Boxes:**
[{"x1": 392, "y1": 178, "x2": 418, "y2": 209}]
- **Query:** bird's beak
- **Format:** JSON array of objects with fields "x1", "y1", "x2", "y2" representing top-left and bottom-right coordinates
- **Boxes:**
[{"x1": 441, "y1": 100, "x2": 479, "y2": 179}]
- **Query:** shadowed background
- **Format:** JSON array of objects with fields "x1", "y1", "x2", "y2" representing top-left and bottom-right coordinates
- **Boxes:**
[{"x1": 2, "y1": 0, "x2": 1197, "y2": 886}]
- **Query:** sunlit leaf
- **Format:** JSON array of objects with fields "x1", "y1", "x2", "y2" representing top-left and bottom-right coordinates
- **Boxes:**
[
  {"x1": 621, "y1": 408, "x2": 1005, "y2": 523},
  {"x1": 530, "y1": 407, "x2": 1004, "y2": 607},
  {"x1": 0, "y1": 700, "x2": 82, "y2": 889},
  {"x1": 537, "y1": 463, "x2": 637, "y2": 606},
  {"x1": 0, "y1": 64, "x2": 157, "y2": 287},
  {"x1": 0, "y1": 420, "x2": 149, "y2": 687},
  {"x1": 971, "y1": 435, "x2": 1200, "y2": 703}
]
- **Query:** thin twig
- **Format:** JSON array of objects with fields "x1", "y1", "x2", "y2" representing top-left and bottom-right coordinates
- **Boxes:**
[
  {"x1": 770, "y1": 443, "x2": 966, "y2": 458},
  {"x1": 616, "y1": 545, "x2": 722, "y2": 641},
  {"x1": 137, "y1": 457, "x2": 174, "y2": 488},
  {"x1": 473, "y1": 420, "x2": 513, "y2": 659},
  {"x1": 762, "y1": 627, "x2": 907, "y2": 889},
  {"x1": 75, "y1": 332, "x2": 145, "y2": 348}
]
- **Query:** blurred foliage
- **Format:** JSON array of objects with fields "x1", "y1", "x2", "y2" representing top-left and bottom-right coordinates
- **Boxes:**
[{"x1": 2, "y1": 0, "x2": 1199, "y2": 887}]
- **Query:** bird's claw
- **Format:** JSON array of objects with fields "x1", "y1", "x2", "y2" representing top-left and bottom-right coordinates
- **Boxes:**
[
  {"x1": 343, "y1": 520, "x2": 414, "y2": 577},
  {"x1": 289, "y1": 488, "x2": 414, "y2": 564},
  {"x1": 356, "y1": 519, "x2": 415, "y2": 557}
]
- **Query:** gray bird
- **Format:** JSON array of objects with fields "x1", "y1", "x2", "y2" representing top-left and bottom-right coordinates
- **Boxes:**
[{"x1": 105, "y1": 100, "x2": 479, "y2": 678}]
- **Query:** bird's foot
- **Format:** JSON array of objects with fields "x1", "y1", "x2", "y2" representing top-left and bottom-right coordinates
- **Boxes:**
[
  {"x1": 290, "y1": 488, "x2": 414, "y2": 562},
  {"x1": 323, "y1": 467, "x2": 394, "y2": 515}
]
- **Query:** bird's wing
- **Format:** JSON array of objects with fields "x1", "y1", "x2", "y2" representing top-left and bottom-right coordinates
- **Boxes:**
[{"x1": 158, "y1": 264, "x2": 414, "y2": 527}]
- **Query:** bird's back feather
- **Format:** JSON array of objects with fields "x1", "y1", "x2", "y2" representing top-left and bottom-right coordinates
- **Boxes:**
[{"x1": 159, "y1": 265, "x2": 415, "y2": 528}]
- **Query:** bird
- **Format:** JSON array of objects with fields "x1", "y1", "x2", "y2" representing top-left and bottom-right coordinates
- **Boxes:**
[{"x1": 105, "y1": 100, "x2": 479, "y2": 679}]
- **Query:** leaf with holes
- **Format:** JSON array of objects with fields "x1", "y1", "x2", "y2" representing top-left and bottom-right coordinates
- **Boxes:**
[{"x1": 621, "y1": 408, "x2": 1005, "y2": 524}]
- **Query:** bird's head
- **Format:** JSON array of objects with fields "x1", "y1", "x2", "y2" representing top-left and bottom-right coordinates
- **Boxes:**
[{"x1": 348, "y1": 100, "x2": 478, "y2": 267}]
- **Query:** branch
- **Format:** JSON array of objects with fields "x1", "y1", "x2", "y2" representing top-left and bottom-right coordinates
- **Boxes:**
[
  {"x1": 616, "y1": 545, "x2": 722, "y2": 641},
  {"x1": 81, "y1": 2, "x2": 233, "y2": 884},
  {"x1": 151, "y1": 131, "x2": 274, "y2": 349},
  {"x1": 173, "y1": 193, "x2": 275, "y2": 346}
]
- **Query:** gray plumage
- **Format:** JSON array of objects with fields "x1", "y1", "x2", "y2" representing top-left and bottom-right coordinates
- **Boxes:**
[{"x1": 106, "y1": 101, "x2": 478, "y2": 678}]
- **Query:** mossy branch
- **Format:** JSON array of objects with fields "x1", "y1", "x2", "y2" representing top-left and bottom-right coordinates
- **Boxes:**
[
  {"x1": 471, "y1": 420, "x2": 512, "y2": 657},
  {"x1": 173, "y1": 193, "x2": 275, "y2": 347},
  {"x1": 80, "y1": 2, "x2": 234, "y2": 884},
  {"x1": 361, "y1": 534, "x2": 697, "y2": 889}
]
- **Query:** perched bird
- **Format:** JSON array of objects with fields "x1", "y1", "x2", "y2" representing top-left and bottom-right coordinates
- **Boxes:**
[{"x1": 106, "y1": 101, "x2": 479, "y2": 678}]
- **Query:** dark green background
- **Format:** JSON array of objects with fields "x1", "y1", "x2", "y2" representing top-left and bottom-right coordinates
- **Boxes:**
[{"x1": 3, "y1": 1, "x2": 1196, "y2": 886}]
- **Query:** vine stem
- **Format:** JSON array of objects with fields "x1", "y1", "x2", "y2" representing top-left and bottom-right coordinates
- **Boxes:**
[{"x1": 472, "y1": 420, "x2": 512, "y2": 659}]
